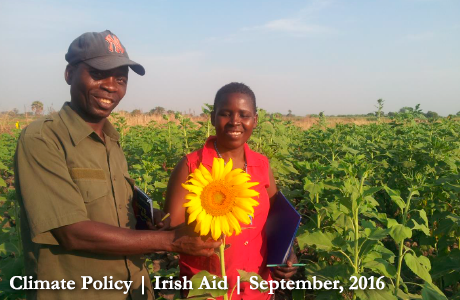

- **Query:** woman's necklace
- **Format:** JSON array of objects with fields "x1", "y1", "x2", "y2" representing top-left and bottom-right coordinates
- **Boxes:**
[{"x1": 214, "y1": 140, "x2": 247, "y2": 172}]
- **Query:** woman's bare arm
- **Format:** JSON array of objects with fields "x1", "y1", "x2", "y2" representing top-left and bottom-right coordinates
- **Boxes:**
[{"x1": 164, "y1": 157, "x2": 190, "y2": 227}]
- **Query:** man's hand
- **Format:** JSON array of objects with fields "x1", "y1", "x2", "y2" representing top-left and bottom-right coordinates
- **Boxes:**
[
  {"x1": 169, "y1": 225, "x2": 221, "y2": 257},
  {"x1": 146, "y1": 209, "x2": 171, "y2": 231},
  {"x1": 270, "y1": 248, "x2": 298, "y2": 281}
]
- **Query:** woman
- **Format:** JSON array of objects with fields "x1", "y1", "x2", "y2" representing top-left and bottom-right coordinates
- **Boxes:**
[{"x1": 164, "y1": 82, "x2": 297, "y2": 299}]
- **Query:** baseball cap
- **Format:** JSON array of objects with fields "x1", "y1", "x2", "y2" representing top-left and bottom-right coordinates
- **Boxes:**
[{"x1": 65, "y1": 30, "x2": 145, "y2": 76}]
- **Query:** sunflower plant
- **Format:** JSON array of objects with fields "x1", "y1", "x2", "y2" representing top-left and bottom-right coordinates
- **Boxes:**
[{"x1": 181, "y1": 157, "x2": 268, "y2": 300}]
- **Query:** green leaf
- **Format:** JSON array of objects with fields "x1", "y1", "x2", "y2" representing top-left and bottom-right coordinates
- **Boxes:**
[
  {"x1": 397, "y1": 288, "x2": 423, "y2": 299},
  {"x1": 389, "y1": 224, "x2": 412, "y2": 243},
  {"x1": 362, "y1": 245, "x2": 395, "y2": 264},
  {"x1": 363, "y1": 258, "x2": 396, "y2": 278},
  {"x1": 355, "y1": 288, "x2": 397, "y2": 300},
  {"x1": 154, "y1": 181, "x2": 167, "y2": 189},
  {"x1": 384, "y1": 186, "x2": 406, "y2": 210},
  {"x1": 292, "y1": 289, "x2": 305, "y2": 300},
  {"x1": 0, "y1": 177, "x2": 6, "y2": 187},
  {"x1": 418, "y1": 210, "x2": 429, "y2": 226},
  {"x1": 187, "y1": 271, "x2": 227, "y2": 298},
  {"x1": 238, "y1": 270, "x2": 268, "y2": 293},
  {"x1": 0, "y1": 242, "x2": 20, "y2": 257},
  {"x1": 367, "y1": 228, "x2": 391, "y2": 240},
  {"x1": 297, "y1": 231, "x2": 340, "y2": 251},
  {"x1": 334, "y1": 213, "x2": 354, "y2": 231},
  {"x1": 363, "y1": 186, "x2": 382, "y2": 197},
  {"x1": 421, "y1": 282, "x2": 448, "y2": 300},
  {"x1": 386, "y1": 218, "x2": 399, "y2": 229},
  {"x1": 404, "y1": 253, "x2": 432, "y2": 283},
  {"x1": 410, "y1": 219, "x2": 430, "y2": 236}
]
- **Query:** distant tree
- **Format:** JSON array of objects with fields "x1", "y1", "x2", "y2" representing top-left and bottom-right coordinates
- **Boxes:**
[
  {"x1": 131, "y1": 109, "x2": 142, "y2": 116},
  {"x1": 287, "y1": 109, "x2": 294, "y2": 117},
  {"x1": 399, "y1": 106, "x2": 413, "y2": 114},
  {"x1": 8, "y1": 108, "x2": 19, "y2": 116},
  {"x1": 425, "y1": 111, "x2": 439, "y2": 119},
  {"x1": 167, "y1": 110, "x2": 175, "y2": 115},
  {"x1": 387, "y1": 112, "x2": 396, "y2": 117},
  {"x1": 374, "y1": 99, "x2": 385, "y2": 120},
  {"x1": 31, "y1": 101, "x2": 44, "y2": 115},
  {"x1": 457, "y1": 111, "x2": 460, "y2": 116},
  {"x1": 150, "y1": 106, "x2": 166, "y2": 115}
]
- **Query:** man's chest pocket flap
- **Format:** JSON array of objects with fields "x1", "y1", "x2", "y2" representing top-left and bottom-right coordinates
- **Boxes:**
[{"x1": 70, "y1": 168, "x2": 109, "y2": 203}]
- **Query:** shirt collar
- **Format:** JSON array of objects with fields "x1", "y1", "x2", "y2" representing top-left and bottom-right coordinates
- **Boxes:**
[
  {"x1": 201, "y1": 136, "x2": 261, "y2": 167},
  {"x1": 59, "y1": 102, "x2": 119, "y2": 146}
]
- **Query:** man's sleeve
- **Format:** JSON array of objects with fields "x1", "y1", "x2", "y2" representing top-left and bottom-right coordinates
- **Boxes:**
[{"x1": 16, "y1": 131, "x2": 89, "y2": 245}]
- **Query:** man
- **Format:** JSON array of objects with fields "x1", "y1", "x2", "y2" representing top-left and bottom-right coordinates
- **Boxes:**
[{"x1": 14, "y1": 30, "x2": 220, "y2": 300}]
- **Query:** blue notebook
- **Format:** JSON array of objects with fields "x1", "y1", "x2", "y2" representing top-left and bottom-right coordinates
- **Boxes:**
[{"x1": 265, "y1": 192, "x2": 301, "y2": 264}]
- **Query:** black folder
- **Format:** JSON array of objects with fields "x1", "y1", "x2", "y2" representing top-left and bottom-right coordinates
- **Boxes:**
[{"x1": 265, "y1": 192, "x2": 301, "y2": 264}]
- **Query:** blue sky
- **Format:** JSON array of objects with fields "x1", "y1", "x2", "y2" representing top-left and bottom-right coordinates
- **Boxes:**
[{"x1": 1, "y1": 0, "x2": 459, "y2": 116}]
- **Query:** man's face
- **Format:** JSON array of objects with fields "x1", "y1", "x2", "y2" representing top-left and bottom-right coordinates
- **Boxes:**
[{"x1": 66, "y1": 63, "x2": 128, "y2": 122}]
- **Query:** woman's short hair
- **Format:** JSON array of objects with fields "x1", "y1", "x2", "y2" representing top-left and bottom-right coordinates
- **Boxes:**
[{"x1": 214, "y1": 82, "x2": 257, "y2": 113}]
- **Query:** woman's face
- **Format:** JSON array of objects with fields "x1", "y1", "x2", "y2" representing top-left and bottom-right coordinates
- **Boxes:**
[{"x1": 212, "y1": 92, "x2": 258, "y2": 151}]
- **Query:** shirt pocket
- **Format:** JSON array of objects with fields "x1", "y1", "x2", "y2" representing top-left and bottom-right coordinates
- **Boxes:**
[{"x1": 70, "y1": 168, "x2": 109, "y2": 203}]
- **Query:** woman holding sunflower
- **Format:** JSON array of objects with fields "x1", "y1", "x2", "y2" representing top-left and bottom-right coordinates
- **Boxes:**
[{"x1": 164, "y1": 82, "x2": 298, "y2": 299}]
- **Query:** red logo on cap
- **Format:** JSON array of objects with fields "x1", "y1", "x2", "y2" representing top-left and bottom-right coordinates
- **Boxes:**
[{"x1": 105, "y1": 34, "x2": 125, "y2": 54}]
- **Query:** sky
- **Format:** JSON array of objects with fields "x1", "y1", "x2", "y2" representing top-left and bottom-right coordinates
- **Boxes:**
[{"x1": 0, "y1": 0, "x2": 459, "y2": 116}]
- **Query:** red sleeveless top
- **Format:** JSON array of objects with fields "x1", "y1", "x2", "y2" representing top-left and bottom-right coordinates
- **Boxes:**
[{"x1": 180, "y1": 136, "x2": 272, "y2": 300}]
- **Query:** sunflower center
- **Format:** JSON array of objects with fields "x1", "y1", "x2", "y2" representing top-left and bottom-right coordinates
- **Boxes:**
[
  {"x1": 213, "y1": 192, "x2": 225, "y2": 204},
  {"x1": 201, "y1": 180, "x2": 236, "y2": 216}
]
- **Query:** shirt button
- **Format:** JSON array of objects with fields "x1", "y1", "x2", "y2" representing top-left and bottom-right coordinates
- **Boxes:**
[{"x1": 244, "y1": 241, "x2": 248, "y2": 246}]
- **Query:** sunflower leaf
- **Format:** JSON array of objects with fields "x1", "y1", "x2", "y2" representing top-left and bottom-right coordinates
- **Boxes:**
[{"x1": 188, "y1": 271, "x2": 228, "y2": 298}]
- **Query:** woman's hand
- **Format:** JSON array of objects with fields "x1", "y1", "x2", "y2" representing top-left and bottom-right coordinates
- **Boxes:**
[
  {"x1": 270, "y1": 248, "x2": 298, "y2": 281},
  {"x1": 146, "y1": 209, "x2": 171, "y2": 231}
]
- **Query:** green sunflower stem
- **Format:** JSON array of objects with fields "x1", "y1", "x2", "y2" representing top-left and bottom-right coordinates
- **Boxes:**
[{"x1": 220, "y1": 237, "x2": 228, "y2": 300}]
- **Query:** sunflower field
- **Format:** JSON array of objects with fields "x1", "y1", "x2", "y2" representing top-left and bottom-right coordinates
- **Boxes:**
[{"x1": 0, "y1": 110, "x2": 459, "y2": 300}]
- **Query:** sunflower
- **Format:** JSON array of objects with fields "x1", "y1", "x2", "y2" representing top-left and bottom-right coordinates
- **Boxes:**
[{"x1": 182, "y1": 157, "x2": 260, "y2": 240}]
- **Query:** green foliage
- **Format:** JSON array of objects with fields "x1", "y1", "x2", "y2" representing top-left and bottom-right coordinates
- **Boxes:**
[{"x1": 1, "y1": 111, "x2": 460, "y2": 299}]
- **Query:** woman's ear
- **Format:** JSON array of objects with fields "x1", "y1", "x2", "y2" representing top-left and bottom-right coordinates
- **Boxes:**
[
  {"x1": 253, "y1": 114, "x2": 258, "y2": 129},
  {"x1": 64, "y1": 64, "x2": 75, "y2": 85},
  {"x1": 211, "y1": 111, "x2": 216, "y2": 126}
]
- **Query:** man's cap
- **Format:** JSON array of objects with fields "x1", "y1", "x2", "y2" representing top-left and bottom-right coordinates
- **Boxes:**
[{"x1": 65, "y1": 30, "x2": 145, "y2": 76}]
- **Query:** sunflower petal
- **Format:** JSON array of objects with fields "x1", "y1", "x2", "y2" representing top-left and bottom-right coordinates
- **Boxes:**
[
  {"x1": 183, "y1": 198, "x2": 200, "y2": 208},
  {"x1": 236, "y1": 197, "x2": 259, "y2": 207},
  {"x1": 226, "y1": 212, "x2": 241, "y2": 235},
  {"x1": 237, "y1": 189, "x2": 260, "y2": 198},
  {"x1": 222, "y1": 158, "x2": 233, "y2": 177},
  {"x1": 220, "y1": 214, "x2": 230, "y2": 236},
  {"x1": 185, "y1": 193, "x2": 199, "y2": 200},
  {"x1": 188, "y1": 207, "x2": 202, "y2": 224},
  {"x1": 211, "y1": 217, "x2": 222, "y2": 240},
  {"x1": 235, "y1": 198, "x2": 255, "y2": 216},
  {"x1": 194, "y1": 169, "x2": 209, "y2": 186},
  {"x1": 200, "y1": 213, "x2": 212, "y2": 236},
  {"x1": 238, "y1": 182, "x2": 259, "y2": 190},
  {"x1": 186, "y1": 202, "x2": 202, "y2": 214},
  {"x1": 199, "y1": 164, "x2": 213, "y2": 182},
  {"x1": 196, "y1": 209, "x2": 206, "y2": 223},
  {"x1": 229, "y1": 174, "x2": 251, "y2": 186},
  {"x1": 232, "y1": 206, "x2": 251, "y2": 224},
  {"x1": 194, "y1": 220, "x2": 201, "y2": 233},
  {"x1": 188, "y1": 178, "x2": 204, "y2": 188},
  {"x1": 224, "y1": 168, "x2": 245, "y2": 182},
  {"x1": 181, "y1": 183, "x2": 203, "y2": 195},
  {"x1": 212, "y1": 158, "x2": 220, "y2": 179}
]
